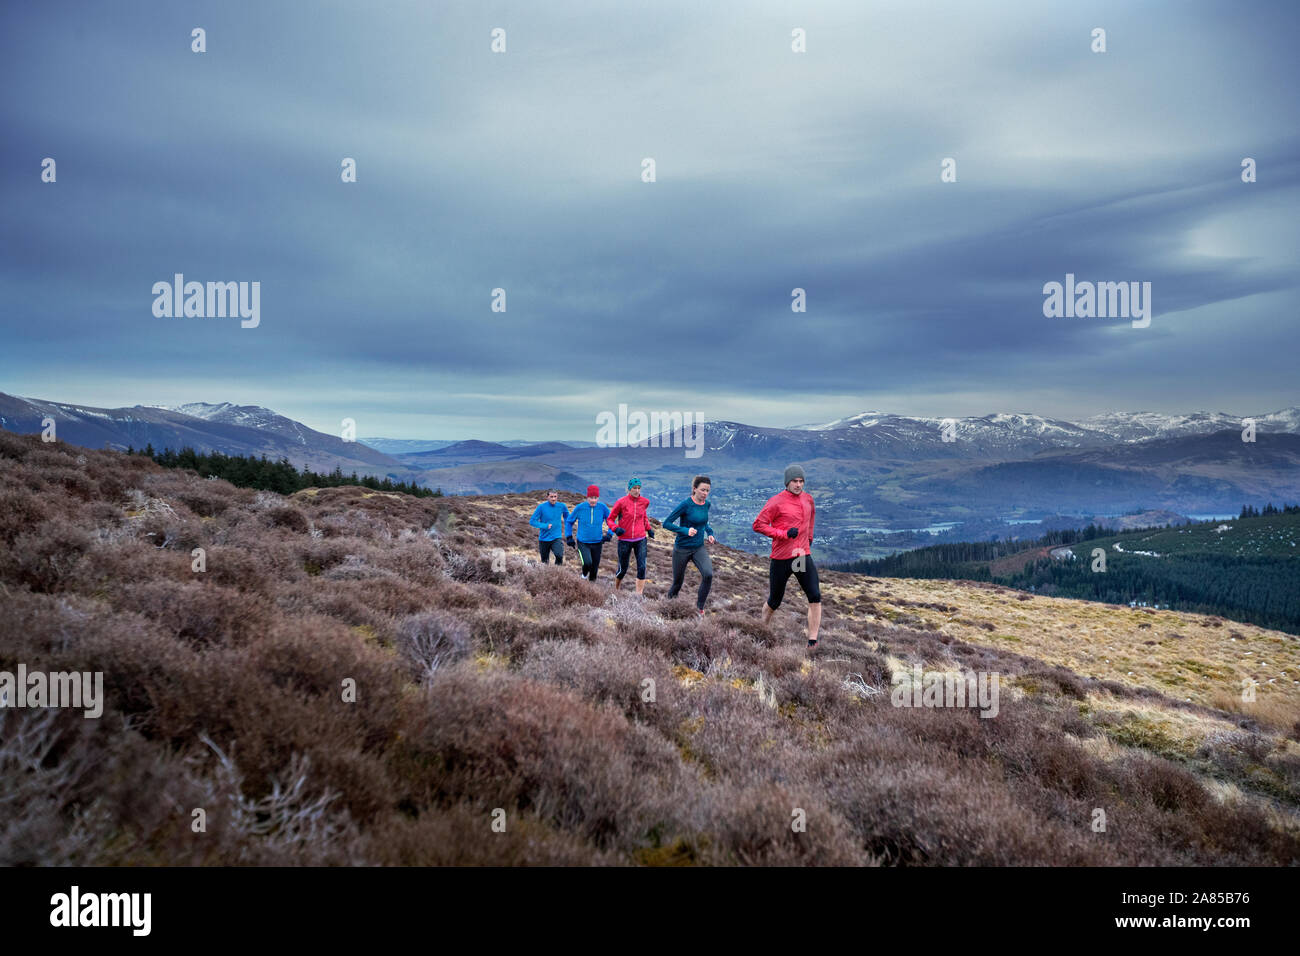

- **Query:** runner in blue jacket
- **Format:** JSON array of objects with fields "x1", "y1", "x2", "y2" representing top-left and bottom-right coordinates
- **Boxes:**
[
  {"x1": 564, "y1": 485, "x2": 614, "y2": 580},
  {"x1": 529, "y1": 490, "x2": 570, "y2": 564}
]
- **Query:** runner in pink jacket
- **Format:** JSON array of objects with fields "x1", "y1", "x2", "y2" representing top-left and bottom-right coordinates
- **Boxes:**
[
  {"x1": 609, "y1": 477, "x2": 655, "y2": 594},
  {"x1": 752, "y1": 464, "x2": 823, "y2": 647}
]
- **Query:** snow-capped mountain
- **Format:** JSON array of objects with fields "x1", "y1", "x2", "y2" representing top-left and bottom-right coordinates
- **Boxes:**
[
  {"x1": 161, "y1": 402, "x2": 319, "y2": 447},
  {"x1": 789, "y1": 407, "x2": 1300, "y2": 452},
  {"x1": 784, "y1": 412, "x2": 1112, "y2": 457},
  {"x1": 1078, "y1": 408, "x2": 1300, "y2": 442},
  {"x1": 0, "y1": 392, "x2": 401, "y2": 475},
  {"x1": 791, "y1": 411, "x2": 893, "y2": 431}
]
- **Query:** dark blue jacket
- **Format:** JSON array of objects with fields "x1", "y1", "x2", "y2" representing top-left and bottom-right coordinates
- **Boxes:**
[
  {"x1": 529, "y1": 501, "x2": 569, "y2": 542},
  {"x1": 566, "y1": 501, "x2": 612, "y2": 543}
]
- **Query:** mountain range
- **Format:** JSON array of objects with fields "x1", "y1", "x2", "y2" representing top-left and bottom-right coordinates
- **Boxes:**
[
  {"x1": 4, "y1": 390, "x2": 1298, "y2": 561},
  {"x1": 0, "y1": 395, "x2": 401, "y2": 476}
]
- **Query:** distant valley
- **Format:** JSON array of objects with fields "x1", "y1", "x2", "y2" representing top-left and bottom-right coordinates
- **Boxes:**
[{"x1": 4, "y1": 390, "x2": 1298, "y2": 563}]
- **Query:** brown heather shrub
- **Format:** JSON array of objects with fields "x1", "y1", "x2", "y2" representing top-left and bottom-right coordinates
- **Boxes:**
[
  {"x1": 0, "y1": 518, "x2": 93, "y2": 592},
  {"x1": 0, "y1": 427, "x2": 31, "y2": 460},
  {"x1": 621, "y1": 620, "x2": 676, "y2": 656},
  {"x1": 520, "y1": 639, "x2": 685, "y2": 733},
  {"x1": 296, "y1": 537, "x2": 356, "y2": 577},
  {"x1": 267, "y1": 505, "x2": 310, "y2": 533},
  {"x1": 445, "y1": 550, "x2": 506, "y2": 584},
  {"x1": 1122, "y1": 753, "x2": 1208, "y2": 813},
  {"x1": 174, "y1": 486, "x2": 233, "y2": 518},
  {"x1": 3, "y1": 434, "x2": 1299, "y2": 865},
  {"x1": 185, "y1": 543, "x2": 273, "y2": 593},
  {"x1": 0, "y1": 486, "x2": 52, "y2": 544},
  {"x1": 371, "y1": 540, "x2": 446, "y2": 586},
  {"x1": 1020, "y1": 664, "x2": 1088, "y2": 700},
  {"x1": 772, "y1": 663, "x2": 864, "y2": 726},
  {"x1": 708, "y1": 610, "x2": 776, "y2": 643},
  {"x1": 526, "y1": 611, "x2": 602, "y2": 646},
  {"x1": 422, "y1": 577, "x2": 486, "y2": 611},
  {"x1": 682, "y1": 681, "x2": 812, "y2": 784},
  {"x1": 657, "y1": 597, "x2": 702, "y2": 621},
  {"x1": 697, "y1": 783, "x2": 870, "y2": 866},
  {"x1": 523, "y1": 564, "x2": 605, "y2": 610},
  {"x1": 821, "y1": 738, "x2": 1104, "y2": 866},
  {"x1": 110, "y1": 579, "x2": 277, "y2": 647},
  {"x1": 365, "y1": 802, "x2": 619, "y2": 866},
  {"x1": 474, "y1": 582, "x2": 529, "y2": 614},
  {"x1": 399, "y1": 668, "x2": 692, "y2": 851}
]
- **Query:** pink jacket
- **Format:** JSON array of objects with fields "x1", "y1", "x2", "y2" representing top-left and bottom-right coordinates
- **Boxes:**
[
  {"x1": 753, "y1": 490, "x2": 815, "y2": 559},
  {"x1": 608, "y1": 494, "x2": 652, "y2": 541}
]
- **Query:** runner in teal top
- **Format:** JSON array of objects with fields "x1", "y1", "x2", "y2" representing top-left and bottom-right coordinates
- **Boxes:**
[
  {"x1": 663, "y1": 476, "x2": 716, "y2": 614},
  {"x1": 662, "y1": 493, "x2": 714, "y2": 549}
]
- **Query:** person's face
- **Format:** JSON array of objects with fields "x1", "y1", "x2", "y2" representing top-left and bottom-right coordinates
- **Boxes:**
[
  {"x1": 547, "y1": 492, "x2": 558, "y2": 504},
  {"x1": 786, "y1": 477, "x2": 805, "y2": 495},
  {"x1": 587, "y1": 495, "x2": 598, "y2": 505},
  {"x1": 694, "y1": 483, "x2": 710, "y2": 501},
  {"x1": 629, "y1": 486, "x2": 641, "y2": 498}
]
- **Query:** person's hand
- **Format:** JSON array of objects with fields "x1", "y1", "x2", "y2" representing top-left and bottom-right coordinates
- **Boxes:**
[
  {"x1": 546, "y1": 523, "x2": 553, "y2": 530},
  {"x1": 602, "y1": 532, "x2": 612, "y2": 542},
  {"x1": 706, "y1": 535, "x2": 715, "y2": 544},
  {"x1": 786, "y1": 528, "x2": 799, "y2": 538},
  {"x1": 647, "y1": 528, "x2": 655, "y2": 539},
  {"x1": 687, "y1": 527, "x2": 697, "y2": 537},
  {"x1": 614, "y1": 526, "x2": 625, "y2": 535},
  {"x1": 565, "y1": 536, "x2": 575, "y2": 547}
]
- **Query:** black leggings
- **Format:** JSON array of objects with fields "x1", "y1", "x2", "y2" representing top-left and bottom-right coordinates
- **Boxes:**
[
  {"x1": 616, "y1": 538, "x2": 648, "y2": 580},
  {"x1": 538, "y1": 538, "x2": 563, "y2": 564},
  {"x1": 768, "y1": 556, "x2": 821, "y2": 610},
  {"x1": 575, "y1": 540, "x2": 604, "y2": 581},
  {"x1": 668, "y1": 545, "x2": 713, "y2": 609}
]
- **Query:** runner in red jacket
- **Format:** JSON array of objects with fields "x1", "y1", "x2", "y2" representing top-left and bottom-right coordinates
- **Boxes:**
[
  {"x1": 608, "y1": 477, "x2": 655, "y2": 595},
  {"x1": 752, "y1": 464, "x2": 823, "y2": 647}
]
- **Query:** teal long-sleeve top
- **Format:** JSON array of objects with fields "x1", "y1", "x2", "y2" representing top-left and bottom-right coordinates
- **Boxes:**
[{"x1": 662, "y1": 497, "x2": 713, "y2": 549}]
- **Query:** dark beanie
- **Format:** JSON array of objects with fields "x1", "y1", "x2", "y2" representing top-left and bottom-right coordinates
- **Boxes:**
[{"x1": 784, "y1": 464, "x2": 805, "y2": 486}]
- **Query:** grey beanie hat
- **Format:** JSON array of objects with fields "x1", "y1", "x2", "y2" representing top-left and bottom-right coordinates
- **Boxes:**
[{"x1": 784, "y1": 464, "x2": 805, "y2": 486}]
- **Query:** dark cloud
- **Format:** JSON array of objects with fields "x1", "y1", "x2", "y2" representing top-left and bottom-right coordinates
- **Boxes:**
[{"x1": 2, "y1": 0, "x2": 1297, "y2": 438}]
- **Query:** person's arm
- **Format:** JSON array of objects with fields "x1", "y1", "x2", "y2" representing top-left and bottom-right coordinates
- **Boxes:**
[
  {"x1": 752, "y1": 499, "x2": 781, "y2": 538},
  {"x1": 564, "y1": 508, "x2": 576, "y2": 537},
  {"x1": 705, "y1": 504, "x2": 714, "y2": 538},
  {"x1": 661, "y1": 500, "x2": 688, "y2": 534},
  {"x1": 607, "y1": 500, "x2": 623, "y2": 531},
  {"x1": 529, "y1": 505, "x2": 546, "y2": 530},
  {"x1": 808, "y1": 497, "x2": 815, "y2": 547}
]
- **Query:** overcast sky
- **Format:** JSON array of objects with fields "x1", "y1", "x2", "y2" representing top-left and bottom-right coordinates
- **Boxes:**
[{"x1": 2, "y1": 0, "x2": 1297, "y2": 440}]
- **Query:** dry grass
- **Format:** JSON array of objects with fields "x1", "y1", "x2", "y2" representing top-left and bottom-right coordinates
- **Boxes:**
[{"x1": 1, "y1": 430, "x2": 1297, "y2": 865}]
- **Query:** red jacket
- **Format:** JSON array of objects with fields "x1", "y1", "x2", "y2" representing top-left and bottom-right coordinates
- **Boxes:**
[
  {"x1": 608, "y1": 493, "x2": 652, "y2": 540},
  {"x1": 753, "y1": 490, "x2": 815, "y2": 559}
]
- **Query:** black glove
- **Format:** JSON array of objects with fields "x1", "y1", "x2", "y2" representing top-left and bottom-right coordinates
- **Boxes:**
[
  {"x1": 647, "y1": 528, "x2": 655, "y2": 539},
  {"x1": 602, "y1": 532, "x2": 612, "y2": 542},
  {"x1": 613, "y1": 526, "x2": 626, "y2": 535},
  {"x1": 786, "y1": 528, "x2": 799, "y2": 538},
  {"x1": 565, "y1": 536, "x2": 575, "y2": 547}
]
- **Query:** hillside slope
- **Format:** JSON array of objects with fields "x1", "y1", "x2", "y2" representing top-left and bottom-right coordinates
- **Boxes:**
[
  {"x1": 0, "y1": 392, "x2": 402, "y2": 477},
  {"x1": 1, "y1": 431, "x2": 1297, "y2": 865}
]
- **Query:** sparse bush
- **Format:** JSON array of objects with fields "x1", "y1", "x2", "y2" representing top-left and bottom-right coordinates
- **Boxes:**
[{"x1": 396, "y1": 610, "x2": 472, "y2": 679}]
